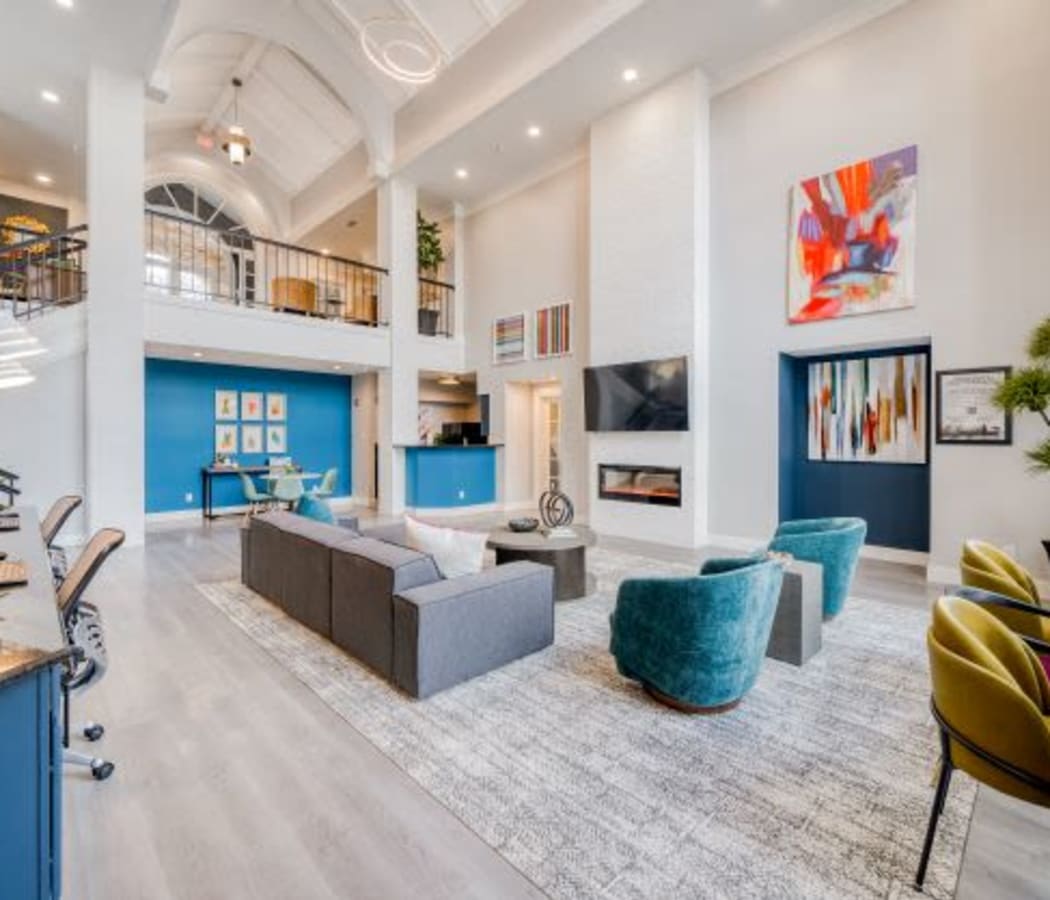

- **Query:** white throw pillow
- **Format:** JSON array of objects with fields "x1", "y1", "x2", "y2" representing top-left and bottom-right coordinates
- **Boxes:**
[{"x1": 403, "y1": 516, "x2": 486, "y2": 579}]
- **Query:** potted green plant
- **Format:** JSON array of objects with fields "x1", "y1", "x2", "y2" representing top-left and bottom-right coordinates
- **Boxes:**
[
  {"x1": 417, "y1": 212, "x2": 446, "y2": 336},
  {"x1": 993, "y1": 316, "x2": 1050, "y2": 561}
]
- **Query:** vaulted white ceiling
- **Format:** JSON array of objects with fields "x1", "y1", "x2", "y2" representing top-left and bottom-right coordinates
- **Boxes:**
[{"x1": 149, "y1": 0, "x2": 526, "y2": 194}]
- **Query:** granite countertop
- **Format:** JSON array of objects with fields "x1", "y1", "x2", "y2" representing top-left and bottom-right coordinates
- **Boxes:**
[{"x1": 0, "y1": 507, "x2": 72, "y2": 685}]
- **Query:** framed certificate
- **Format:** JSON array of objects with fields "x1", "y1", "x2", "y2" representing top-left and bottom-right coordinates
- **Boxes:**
[{"x1": 936, "y1": 367, "x2": 1012, "y2": 445}]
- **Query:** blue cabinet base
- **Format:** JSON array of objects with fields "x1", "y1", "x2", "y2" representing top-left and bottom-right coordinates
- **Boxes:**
[{"x1": 405, "y1": 446, "x2": 497, "y2": 509}]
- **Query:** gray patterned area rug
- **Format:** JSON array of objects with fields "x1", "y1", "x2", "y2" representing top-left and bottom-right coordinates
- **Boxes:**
[{"x1": 198, "y1": 547, "x2": 975, "y2": 899}]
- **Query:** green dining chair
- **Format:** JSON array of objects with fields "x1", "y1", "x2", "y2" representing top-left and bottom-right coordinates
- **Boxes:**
[
  {"x1": 311, "y1": 467, "x2": 338, "y2": 499},
  {"x1": 239, "y1": 472, "x2": 273, "y2": 522},
  {"x1": 273, "y1": 475, "x2": 304, "y2": 512}
]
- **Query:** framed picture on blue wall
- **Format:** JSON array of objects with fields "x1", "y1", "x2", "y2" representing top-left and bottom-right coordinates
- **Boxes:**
[
  {"x1": 242, "y1": 424, "x2": 263, "y2": 454},
  {"x1": 267, "y1": 393, "x2": 287, "y2": 421},
  {"x1": 215, "y1": 424, "x2": 238, "y2": 455},
  {"x1": 266, "y1": 425, "x2": 287, "y2": 454},
  {"x1": 215, "y1": 390, "x2": 238, "y2": 421},
  {"x1": 241, "y1": 392, "x2": 263, "y2": 421}
]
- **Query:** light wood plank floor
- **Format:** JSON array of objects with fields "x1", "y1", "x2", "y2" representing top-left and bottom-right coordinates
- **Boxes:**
[{"x1": 62, "y1": 515, "x2": 1050, "y2": 899}]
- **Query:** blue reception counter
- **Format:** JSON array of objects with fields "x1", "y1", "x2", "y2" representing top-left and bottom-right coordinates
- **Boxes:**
[
  {"x1": 0, "y1": 507, "x2": 69, "y2": 900},
  {"x1": 403, "y1": 444, "x2": 499, "y2": 509}
]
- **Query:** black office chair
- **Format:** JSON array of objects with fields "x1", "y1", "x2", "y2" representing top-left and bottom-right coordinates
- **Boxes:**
[
  {"x1": 57, "y1": 528, "x2": 125, "y2": 781},
  {"x1": 40, "y1": 494, "x2": 82, "y2": 583}
]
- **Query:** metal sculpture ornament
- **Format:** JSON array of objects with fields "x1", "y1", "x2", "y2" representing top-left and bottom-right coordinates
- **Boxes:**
[{"x1": 539, "y1": 490, "x2": 574, "y2": 530}]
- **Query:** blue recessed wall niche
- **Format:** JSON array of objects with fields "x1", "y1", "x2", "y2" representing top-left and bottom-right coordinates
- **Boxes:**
[
  {"x1": 778, "y1": 344, "x2": 931, "y2": 552},
  {"x1": 145, "y1": 358, "x2": 352, "y2": 514}
]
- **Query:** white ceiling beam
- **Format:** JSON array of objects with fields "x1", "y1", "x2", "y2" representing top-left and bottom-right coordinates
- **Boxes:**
[
  {"x1": 392, "y1": 0, "x2": 452, "y2": 59},
  {"x1": 469, "y1": 0, "x2": 497, "y2": 25},
  {"x1": 202, "y1": 38, "x2": 270, "y2": 133}
]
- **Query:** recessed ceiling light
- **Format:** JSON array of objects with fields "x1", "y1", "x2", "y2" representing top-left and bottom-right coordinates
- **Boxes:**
[
  {"x1": 622, "y1": 67, "x2": 639, "y2": 83},
  {"x1": 527, "y1": 125, "x2": 542, "y2": 138},
  {"x1": 333, "y1": 364, "x2": 343, "y2": 371},
  {"x1": 192, "y1": 351, "x2": 203, "y2": 359},
  {"x1": 455, "y1": 168, "x2": 469, "y2": 180},
  {"x1": 56, "y1": 0, "x2": 74, "y2": 8},
  {"x1": 34, "y1": 173, "x2": 53, "y2": 185},
  {"x1": 41, "y1": 89, "x2": 60, "y2": 104},
  {"x1": 320, "y1": 248, "x2": 331, "y2": 256}
]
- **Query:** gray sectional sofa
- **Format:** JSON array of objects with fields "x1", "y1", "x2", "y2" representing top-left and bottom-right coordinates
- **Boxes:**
[{"x1": 240, "y1": 512, "x2": 554, "y2": 698}]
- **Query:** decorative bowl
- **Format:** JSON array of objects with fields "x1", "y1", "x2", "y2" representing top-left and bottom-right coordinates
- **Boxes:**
[{"x1": 508, "y1": 517, "x2": 540, "y2": 533}]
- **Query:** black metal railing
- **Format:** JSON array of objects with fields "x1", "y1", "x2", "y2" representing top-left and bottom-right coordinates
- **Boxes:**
[
  {"x1": 144, "y1": 209, "x2": 388, "y2": 326},
  {"x1": 0, "y1": 225, "x2": 88, "y2": 320},
  {"x1": 418, "y1": 276, "x2": 454, "y2": 337},
  {"x1": 0, "y1": 467, "x2": 20, "y2": 508}
]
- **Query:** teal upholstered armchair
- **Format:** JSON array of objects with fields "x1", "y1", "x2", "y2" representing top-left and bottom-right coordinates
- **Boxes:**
[
  {"x1": 609, "y1": 556, "x2": 785, "y2": 713},
  {"x1": 767, "y1": 517, "x2": 866, "y2": 619}
]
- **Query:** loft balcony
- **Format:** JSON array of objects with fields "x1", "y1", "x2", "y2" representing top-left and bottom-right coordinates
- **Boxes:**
[
  {"x1": 418, "y1": 275, "x2": 454, "y2": 338},
  {"x1": 144, "y1": 210, "x2": 388, "y2": 327},
  {"x1": 0, "y1": 224, "x2": 88, "y2": 319}
]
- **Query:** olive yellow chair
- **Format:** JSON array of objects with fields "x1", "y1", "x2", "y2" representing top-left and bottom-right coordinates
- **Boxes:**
[
  {"x1": 957, "y1": 540, "x2": 1050, "y2": 667},
  {"x1": 916, "y1": 596, "x2": 1050, "y2": 890}
]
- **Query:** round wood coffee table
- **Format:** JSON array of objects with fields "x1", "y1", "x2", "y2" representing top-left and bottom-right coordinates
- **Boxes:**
[{"x1": 486, "y1": 526, "x2": 596, "y2": 601}]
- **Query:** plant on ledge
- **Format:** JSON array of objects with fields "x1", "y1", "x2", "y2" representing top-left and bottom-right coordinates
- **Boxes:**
[
  {"x1": 994, "y1": 316, "x2": 1050, "y2": 472},
  {"x1": 417, "y1": 211, "x2": 446, "y2": 276}
]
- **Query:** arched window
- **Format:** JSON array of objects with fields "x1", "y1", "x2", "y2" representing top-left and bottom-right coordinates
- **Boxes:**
[{"x1": 144, "y1": 181, "x2": 255, "y2": 302}]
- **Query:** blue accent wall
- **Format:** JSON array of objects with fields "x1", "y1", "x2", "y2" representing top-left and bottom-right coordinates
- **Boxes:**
[
  {"x1": 405, "y1": 446, "x2": 497, "y2": 508},
  {"x1": 778, "y1": 345, "x2": 931, "y2": 552},
  {"x1": 145, "y1": 358, "x2": 351, "y2": 513}
]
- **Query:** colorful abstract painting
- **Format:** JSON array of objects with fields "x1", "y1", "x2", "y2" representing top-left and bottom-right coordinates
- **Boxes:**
[
  {"x1": 808, "y1": 353, "x2": 927, "y2": 464},
  {"x1": 535, "y1": 302, "x2": 572, "y2": 359},
  {"x1": 789, "y1": 146, "x2": 917, "y2": 324},
  {"x1": 493, "y1": 313, "x2": 527, "y2": 365}
]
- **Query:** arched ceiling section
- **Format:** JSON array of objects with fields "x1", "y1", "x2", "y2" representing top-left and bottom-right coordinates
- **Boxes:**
[
  {"x1": 148, "y1": 32, "x2": 363, "y2": 195},
  {"x1": 153, "y1": 0, "x2": 397, "y2": 174}
]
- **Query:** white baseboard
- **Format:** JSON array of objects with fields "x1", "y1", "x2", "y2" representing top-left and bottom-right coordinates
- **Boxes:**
[
  {"x1": 926, "y1": 563, "x2": 959, "y2": 587},
  {"x1": 406, "y1": 502, "x2": 499, "y2": 518},
  {"x1": 705, "y1": 534, "x2": 765, "y2": 552},
  {"x1": 145, "y1": 495, "x2": 363, "y2": 527},
  {"x1": 706, "y1": 532, "x2": 933, "y2": 573},
  {"x1": 861, "y1": 544, "x2": 928, "y2": 567}
]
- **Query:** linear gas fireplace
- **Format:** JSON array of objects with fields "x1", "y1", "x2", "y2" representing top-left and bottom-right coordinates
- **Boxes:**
[{"x1": 598, "y1": 464, "x2": 682, "y2": 507}]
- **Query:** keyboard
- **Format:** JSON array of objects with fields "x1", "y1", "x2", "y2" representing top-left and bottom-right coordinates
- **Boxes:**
[{"x1": 0, "y1": 560, "x2": 28, "y2": 587}]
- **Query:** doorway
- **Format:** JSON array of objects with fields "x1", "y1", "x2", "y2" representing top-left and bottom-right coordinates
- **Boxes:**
[{"x1": 533, "y1": 385, "x2": 562, "y2": 497}]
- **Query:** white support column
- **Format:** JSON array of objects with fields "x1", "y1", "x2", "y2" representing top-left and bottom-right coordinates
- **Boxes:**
[
  {"x1": 375, "y1": 176, "x2": 419, "y2": 514},
  {"x1": 86, "y1": 66, "x2": 145, "y2": 544},
  {"x1": 452, "y1": 202, "x2": 466, "y2": 342}
]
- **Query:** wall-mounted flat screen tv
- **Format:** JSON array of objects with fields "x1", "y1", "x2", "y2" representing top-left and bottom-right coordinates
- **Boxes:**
[{"x1": 584, "y1": 356, "x2": 689, "y2": 432}]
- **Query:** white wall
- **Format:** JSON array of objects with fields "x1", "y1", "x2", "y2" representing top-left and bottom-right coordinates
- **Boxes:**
[
  {"x1": 588, "y1": 68, "x2": 710, "y2": 547},
  {"x1": 352, "y1": 372, "x2": 377, "y2": 505},
  {"x1": 708, "y1": 0, "x2": 1050, "y2": 577},
  {"x1": 0, "y1": 352, "x2": 86, "y2": 539},
  {"x1": 464, "y1": 160, "x2": 590, "y2": 515}
]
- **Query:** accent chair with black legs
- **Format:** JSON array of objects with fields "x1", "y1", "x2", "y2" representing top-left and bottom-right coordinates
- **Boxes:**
[
  {"x1": 767, "y1": 517, "x2": 866, "y2": 619},
  {"x1": 609, "y1": 556, "x2": 785, "y2": 714},
  {"x1": 40, "y1": 494, "x2": 83, "y2": 581},
  {"x1": 955, "y1": 539, "x2": 1050, "y2": 680},
  {"x1": 57, "y1": 527, "x2": 126, "y2": 781},
  {"x1": 915, "y1": 596, "x2": 1050, "y2": 891}
]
